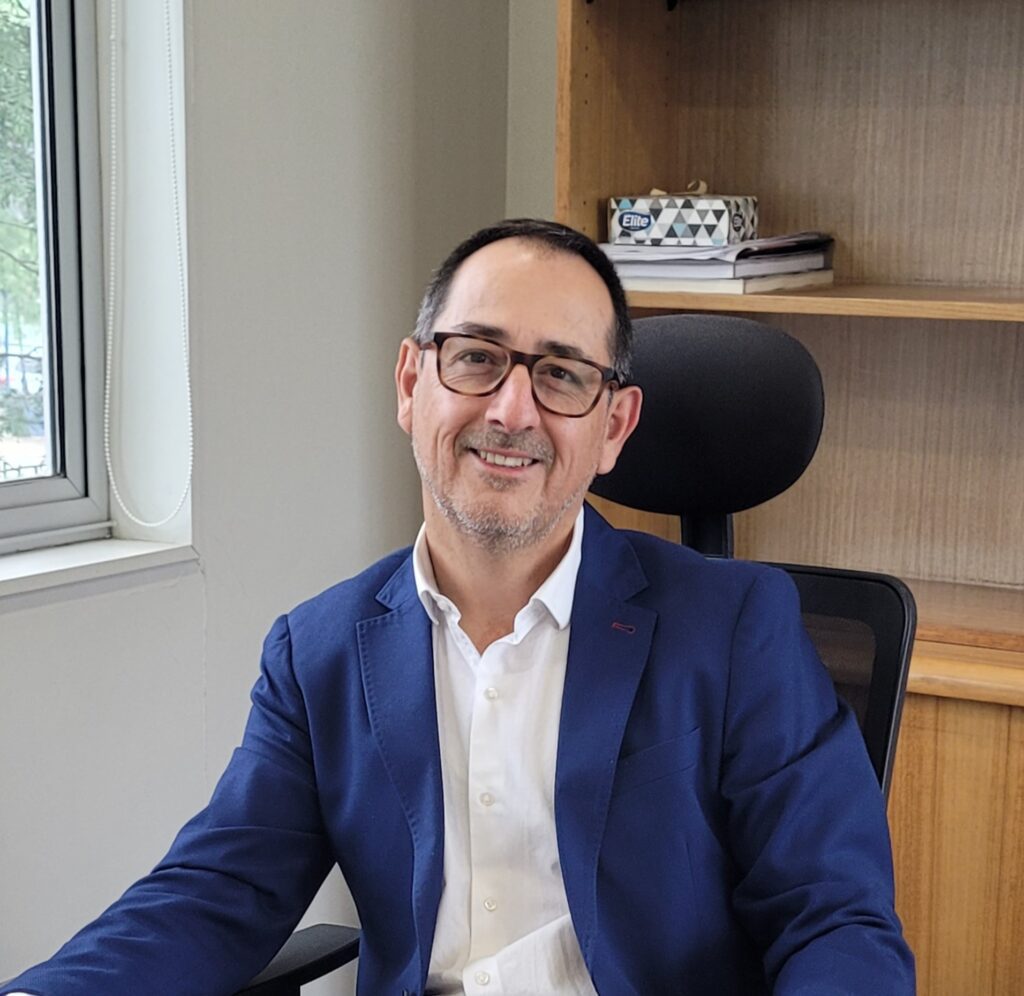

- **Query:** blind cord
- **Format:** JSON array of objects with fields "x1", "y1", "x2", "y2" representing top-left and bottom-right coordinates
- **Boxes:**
[{"x1": 103, "y1": 0, "x2": 194, "y2": 529}]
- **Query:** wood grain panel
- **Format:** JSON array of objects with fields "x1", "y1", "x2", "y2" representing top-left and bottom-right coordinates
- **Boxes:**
[
  {"x1": 555, "y1": 0, "x2": 682, "y2": 238},
  {"x1": 887, "y1": 695, "x2": 940, "y2": 989},
  {"x1": 600, "y1": 315, "x2": 1024, "y2": 587},
  {"x1": 734, "y1": 317, "x2": 1024, "y2": 588},
  {"x1": 993, "y1": 707, "x2": 1024, "y2": 994},
  {"x1": 666, "y1": 0, "x2": 1024, "y2": 287},
  {"x1": 889, "y1": 694, "x2": 1017, "y2": 994}
]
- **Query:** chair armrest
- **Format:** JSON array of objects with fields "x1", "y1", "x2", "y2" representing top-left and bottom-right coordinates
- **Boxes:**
[{"x1": 235, "y1": 923, "x2": 360, "y2": 995}]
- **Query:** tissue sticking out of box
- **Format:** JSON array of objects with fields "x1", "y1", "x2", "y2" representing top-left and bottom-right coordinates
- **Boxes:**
[{"x1": 649, "y1": 179, "x2": 709, "y2": 197}]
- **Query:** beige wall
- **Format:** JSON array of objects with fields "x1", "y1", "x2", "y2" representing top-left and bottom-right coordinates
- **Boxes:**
[{"x1": 506, "y1": 0, "x2": 558, "y2": 218}]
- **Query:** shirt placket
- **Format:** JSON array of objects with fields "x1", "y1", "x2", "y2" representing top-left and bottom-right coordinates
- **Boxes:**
[{"x1": 463, "y1": 637, "x2": 517, "y2": 992}]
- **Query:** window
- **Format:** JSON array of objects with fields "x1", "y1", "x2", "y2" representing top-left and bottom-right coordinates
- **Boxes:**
[{"x1": 0, "y1": 0, "x2": 106, "y2": 555}]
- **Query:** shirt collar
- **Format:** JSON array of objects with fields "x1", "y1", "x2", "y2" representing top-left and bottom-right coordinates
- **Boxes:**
[{"x1": 412, "y1": 506, "x2": 585, "y2": 631}]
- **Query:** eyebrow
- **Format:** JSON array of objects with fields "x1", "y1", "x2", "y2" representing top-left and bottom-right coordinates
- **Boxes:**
[
  {"x1": 451, "y1": 321, "x2": 509, "y2": 342},
  {"x1": 537, "y1": 339, "x2": 591, "y2": 363},
  {"x1": 450, "y1": 322, "x2": 596, "y2": 364}
]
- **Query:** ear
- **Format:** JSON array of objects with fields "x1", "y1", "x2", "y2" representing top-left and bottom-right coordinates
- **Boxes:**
[
  {"x1": 395, "y1": 337, "x2": 421, "y2": 436},
  {"x1": 596, "y1": 385, "x2": 643, "y2": 475}
]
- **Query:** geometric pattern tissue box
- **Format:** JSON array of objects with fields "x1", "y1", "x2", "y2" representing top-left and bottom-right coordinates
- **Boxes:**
[{"x1": 609, "y1": 194, "x2": 758, "y2": 246}]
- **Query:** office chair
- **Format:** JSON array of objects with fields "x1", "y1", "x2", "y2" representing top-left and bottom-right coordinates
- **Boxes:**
[
  {"x1": 588, "y1": 313, "x2": 916, "y2": 796},
  {"x1": 236, "y1": 924, "x2": 359, "y2": 995},
  {"x1": 235, "y1": 313, "x2": 916, "y2": 994}
]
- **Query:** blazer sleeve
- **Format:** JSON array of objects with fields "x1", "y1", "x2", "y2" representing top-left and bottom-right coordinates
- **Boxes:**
[
  {"x1": 2, "y1": 615, "x2": 334, "y2": 996},
  {"x1": 720, "y1": 568, "x2": 915, "y2": 995}
]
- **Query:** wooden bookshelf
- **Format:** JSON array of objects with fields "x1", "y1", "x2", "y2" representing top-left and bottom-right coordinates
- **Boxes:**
[
  {"x1": 627, "y1": 284, "x2": 1024, "y2": 323},
  {"x1": 559, "y1": 1, "x2": 1024, "y2": 990}
]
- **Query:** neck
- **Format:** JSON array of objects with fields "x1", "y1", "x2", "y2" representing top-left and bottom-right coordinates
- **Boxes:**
[{"x1": 423, "y1": 505, "x2": 577, "y2": 652}]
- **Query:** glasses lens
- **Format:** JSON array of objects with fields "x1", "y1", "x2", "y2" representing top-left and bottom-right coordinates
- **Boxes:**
[
  {"x1": 531, "y1": 357, "x2": 604, "y2": 416},
  {"x1": 438, "y1": 336, "x2": 510, "y2": 394}
]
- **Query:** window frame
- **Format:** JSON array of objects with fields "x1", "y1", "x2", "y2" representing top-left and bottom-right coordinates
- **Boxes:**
[{"x1": 0, "y1": 0, "x2": 108, "y2": 555}]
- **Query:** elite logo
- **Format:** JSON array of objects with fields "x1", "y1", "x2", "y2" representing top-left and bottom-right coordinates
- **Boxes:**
[{"x1": 619, "y1": 211, "x2": 652, "y2": 232}]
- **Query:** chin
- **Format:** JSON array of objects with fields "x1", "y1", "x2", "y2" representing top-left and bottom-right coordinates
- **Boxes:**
[{"x1": 441, "y1": 496, "x2": 559, "y2": 552}]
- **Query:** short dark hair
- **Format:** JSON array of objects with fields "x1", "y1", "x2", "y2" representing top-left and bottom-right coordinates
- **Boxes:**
[{"x1": 413, "y1": 218, "x2": 633, "y2": 382}]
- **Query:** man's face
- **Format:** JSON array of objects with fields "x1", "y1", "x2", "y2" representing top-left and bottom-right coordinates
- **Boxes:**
[{"x1": 395, "y1": 237, "x2": 641, "y2": 553}]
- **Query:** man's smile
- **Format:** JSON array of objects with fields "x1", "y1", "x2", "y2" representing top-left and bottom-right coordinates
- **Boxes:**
[
  {"x1": 472, "y1": 448, "x2": 539, "y2": 469},
  {"x1": 457, "y1": 428, "x2": 554, "y2": 476}
]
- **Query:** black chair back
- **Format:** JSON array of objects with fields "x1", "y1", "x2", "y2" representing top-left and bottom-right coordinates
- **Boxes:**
[
  {"x1": 776, "y1": 563, "x2": 915, "y2": 796},
  {"x1": 592, "y1": 314, "x2": 915, "y2": 796},
  {"x1": 591, "y1": 313, "x2": 824, "y2": 556}
]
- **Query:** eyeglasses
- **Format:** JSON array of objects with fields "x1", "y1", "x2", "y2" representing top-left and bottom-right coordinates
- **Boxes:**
[{"x1": 422, "y1": 332, "x2": 619, "y2": 418}]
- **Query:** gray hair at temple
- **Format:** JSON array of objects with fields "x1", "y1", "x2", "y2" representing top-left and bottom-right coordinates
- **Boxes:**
[{"x1": 412, "y1": 218, "x2": 633, "y2": 383}]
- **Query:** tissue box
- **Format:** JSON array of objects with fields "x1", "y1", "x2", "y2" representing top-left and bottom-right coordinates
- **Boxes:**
[{"x1": 609, "y1": 193, "x2": 758, "y2": 246}]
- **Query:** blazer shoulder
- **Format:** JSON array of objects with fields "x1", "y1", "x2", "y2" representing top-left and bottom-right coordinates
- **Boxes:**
[{"x1": 286, "y1": 545, "x2": 413, "y2": 634}]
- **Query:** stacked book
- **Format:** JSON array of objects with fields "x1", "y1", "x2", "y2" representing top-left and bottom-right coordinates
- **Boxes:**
[{"x1": 602, "y1": 231, "x2": 834, "y2": 295}]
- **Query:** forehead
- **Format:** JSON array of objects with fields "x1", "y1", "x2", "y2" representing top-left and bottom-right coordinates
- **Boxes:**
[{"x1": 436, "y1": 238, "x2": 615, "y2": 361}]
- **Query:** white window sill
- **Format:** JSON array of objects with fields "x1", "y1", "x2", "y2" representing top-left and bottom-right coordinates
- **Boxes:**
[{"x1": 0, "y1": 538, "x2": 199, "y2": 602}]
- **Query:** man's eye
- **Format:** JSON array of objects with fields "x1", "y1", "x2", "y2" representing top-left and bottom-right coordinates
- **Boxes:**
[
  {"x1": 455, "y1": 350, "x2": 499, "y2": 366},
  {"x1": 538, "y1": 361, "x2": 584, "y2": 387}
]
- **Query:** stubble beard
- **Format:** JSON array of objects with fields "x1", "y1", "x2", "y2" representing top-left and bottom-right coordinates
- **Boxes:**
[{"x1": 412, "y1": 429, "x2": 595, "y2": 555}]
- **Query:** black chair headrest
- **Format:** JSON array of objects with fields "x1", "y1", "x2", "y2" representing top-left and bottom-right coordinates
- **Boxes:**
[{"x1": 591, "y1": 314, "x2": 824, "y2": 516}]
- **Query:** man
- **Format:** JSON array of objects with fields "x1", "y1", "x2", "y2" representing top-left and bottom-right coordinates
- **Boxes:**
[{"x1": 3, "y1": 220, "x2": 914, "y2": 995}]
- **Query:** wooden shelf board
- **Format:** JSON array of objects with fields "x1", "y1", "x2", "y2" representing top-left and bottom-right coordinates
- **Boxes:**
[
  {"x1": 910, "y1": 579, "x2": 1024, "y2": 654},
  {"x1": 905, "y1": 580, "x2": 1024, "y2": 707},
  {"x1": 908, "y1": 641, "x2": 1024, "y2": 709},
  {"x1": 626, "y1": 284, "x2": 1024, "y2": 322}
]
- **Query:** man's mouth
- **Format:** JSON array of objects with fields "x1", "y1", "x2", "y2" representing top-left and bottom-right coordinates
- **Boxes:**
[
  {"x1": 473, "y1": 448, "x2": 538, "y2": 469},
  {"x1": 458, "y1": 429, "x2": 552, "y2": 471}
]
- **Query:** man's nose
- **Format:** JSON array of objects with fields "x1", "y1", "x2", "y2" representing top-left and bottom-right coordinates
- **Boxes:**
[{"x1": 484, "y1": 362, "x2": 541, "y2": 432}]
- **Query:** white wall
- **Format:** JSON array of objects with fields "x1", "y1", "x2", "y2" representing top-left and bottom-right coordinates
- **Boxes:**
[{"x1": 0, "y1": 2, "x2": 510, "y2": 991}]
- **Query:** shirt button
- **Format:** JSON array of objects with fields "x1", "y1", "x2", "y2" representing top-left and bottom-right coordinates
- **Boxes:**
[
  {"x1": 475, "y1": 971, "x2": 491, "y2": 986},
  {"x1": 484, "y1": 686, "x2": 499, "y2": 700},
  {"x1": 483, "y1": 897, "x2": 497, "y2": 912},
  {"x1": 479, "y1": 792, "x2": 495, "y2": 806}
]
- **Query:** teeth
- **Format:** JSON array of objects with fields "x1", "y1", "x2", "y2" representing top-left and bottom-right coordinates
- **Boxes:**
[{"x1": 479, "y1": 450, "x2": 533, "y2": 468}]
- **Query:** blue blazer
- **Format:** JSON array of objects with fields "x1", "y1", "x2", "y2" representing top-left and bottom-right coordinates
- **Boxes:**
[{"x1": 5, "y1": 506, "x2": 913, "y2": 995}]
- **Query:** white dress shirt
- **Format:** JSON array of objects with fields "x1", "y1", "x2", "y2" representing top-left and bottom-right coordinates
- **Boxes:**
[{"x1": 413, "y1": 509, "x2": 598, "y2": 996}]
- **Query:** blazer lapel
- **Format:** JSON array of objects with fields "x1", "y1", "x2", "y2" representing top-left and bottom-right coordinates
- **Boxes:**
[
  {"x1": 556, "y1": 505, "x2": 657, "y2": 966},
  {"x1": 357, "y1": 558, "x2": 444, "y2": 985}
]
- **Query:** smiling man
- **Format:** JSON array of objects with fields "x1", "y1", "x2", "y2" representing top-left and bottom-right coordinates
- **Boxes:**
[
  {"x1": 397, "y1": 231, "x2": 641, "y2": 656},
  {"x1": 3, "y1": 220, "x2": 913, "y2": 996}
]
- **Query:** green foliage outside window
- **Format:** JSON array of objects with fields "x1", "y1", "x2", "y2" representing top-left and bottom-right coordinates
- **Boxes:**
[{"x1": 0, "y1": 0, "x2": 43, "y2": 450}]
